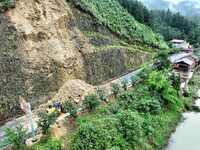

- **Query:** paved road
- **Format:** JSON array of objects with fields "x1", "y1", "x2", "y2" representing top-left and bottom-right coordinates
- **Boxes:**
[{"x1": 98, "y1": 68, "x2": 143, "y2": 96}]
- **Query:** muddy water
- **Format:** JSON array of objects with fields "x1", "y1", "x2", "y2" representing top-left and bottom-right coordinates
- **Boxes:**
[{"x1": 166, "y1": 99, "x2": 200, "y2": 150}]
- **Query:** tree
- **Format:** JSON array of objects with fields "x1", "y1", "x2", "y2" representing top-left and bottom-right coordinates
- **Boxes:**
[
  {"x1": 116, "y1": 110, "x2": 144, "y2": 148},
  {"x1": 121, "y1": 79, "x2": 128, "y2": 91},
  {"x1": 37, "y1": 111, "x2": 59, "y2": 134},
  {"x1": 155, "y1": 49, "x2": 171, "y2": 70},
  {"x1": 131, "y1": 75, "x2": 140, "y2": 87},
  {"x1": 96, "y1": 87, "x2": 107, "y2": 102},
  {"x1": 111, "y1": 83, "x2": 121, "y2": 98},
  {"x1": 83, "y1": 94, "x2": 100, "y2": 111},
  {"x1": 62, "y1": 101, "x2": 77, "y2": 118},
  {"x1": 119, "y1": 0, "x2": 151, "y2": 25},
  {"x1": 5, "y1": 124, "x2": 27, "y2": 150}
]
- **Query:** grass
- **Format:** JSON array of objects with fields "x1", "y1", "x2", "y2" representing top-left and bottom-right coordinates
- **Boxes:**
[{"x1": 27, "y1": 135, "x2": 62, "y2": 150}]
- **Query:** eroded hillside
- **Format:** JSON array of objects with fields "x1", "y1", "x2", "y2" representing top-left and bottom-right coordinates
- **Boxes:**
[{"x1": 0, "y1": 0, "x2": 165, "y2": 121}]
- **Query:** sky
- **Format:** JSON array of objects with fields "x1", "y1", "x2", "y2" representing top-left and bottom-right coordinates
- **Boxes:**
[
  {"x1": 165, "y1": 0, "x2": 186, "y2": 4},
  {"x1": 139, "y1": 0, "x2": 200, "y2": 17},
  {"x1": 165, "y1": 0, "x2": 200, "y2": 5},
  {"x1": 165, "y1": 0, "x2": 184, "y2": 4}
]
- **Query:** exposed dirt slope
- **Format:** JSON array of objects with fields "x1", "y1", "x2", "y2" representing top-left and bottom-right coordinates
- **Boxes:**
[
  {"x1": 0, "y1": 0, "x2": 94, "y2": 121},
  {"x1": 0, "y1": 0, "x2": 153, "y2": 121}
]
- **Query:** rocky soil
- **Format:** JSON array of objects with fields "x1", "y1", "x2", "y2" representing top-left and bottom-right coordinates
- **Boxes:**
[{"x1": 0, "y1": 0, "x2": 153, "y2": 121}]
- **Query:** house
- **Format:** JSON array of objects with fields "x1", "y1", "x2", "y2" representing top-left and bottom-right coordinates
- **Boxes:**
[
  {"x1": 170, "y1": 39, "x2": 191, "y2": 52},
  {"x1": 174, "y1": 58, "x2": 195, "y2": 72},
  {"x1": 169, "y1": 52, "x2": 198, "y2": 94},
  {"x1": 169, "y1": 52, "x2": 191, "y2": 63}
]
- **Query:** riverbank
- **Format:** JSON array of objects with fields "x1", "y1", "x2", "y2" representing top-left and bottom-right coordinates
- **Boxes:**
[
  {"x1": 3, "y1": 70, "x2": 199, "y2": 150},
  {"x1": 166, "y1": 71, "x2": 200, "y2": 150}
]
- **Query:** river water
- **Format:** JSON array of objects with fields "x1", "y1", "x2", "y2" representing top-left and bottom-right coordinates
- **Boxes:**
[{"x1": 166, "y1": 99, "x2": 200, "y2": 150}]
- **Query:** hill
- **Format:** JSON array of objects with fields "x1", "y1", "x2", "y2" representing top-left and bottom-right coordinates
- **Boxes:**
[
  {"x1": 0, "y1": 0, "x2": 167, "y2": 121},
  {"x1": 119, "y1": 0, "x2": 200, "y2": 45}
]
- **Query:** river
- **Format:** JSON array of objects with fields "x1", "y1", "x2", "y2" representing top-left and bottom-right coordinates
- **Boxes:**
[{"x1": 166, "y1": 98, "x2": 200, "y2": 150}]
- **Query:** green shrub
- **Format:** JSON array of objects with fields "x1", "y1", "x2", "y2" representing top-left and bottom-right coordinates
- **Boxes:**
[
  {"x1": 83, "y1": 94, "x2": 100, "y2": 111},
  {"x1": 133, "y1": 96, "x2": 161, "y2": 114},
  {"x1": 37, "y1": 111, "x2": 59, "y2": 134},
  {"x1": 5, "y1": 124, "x2": 27, "y2": 150},
  {"x1": 108, "y1": 102, "x2": 121, "y2": 114},
  {"x1": 117, "y1": 91, "x2": 135, "y2": 109},
  {"x1": 137, "y1": 66, "x2": 152, "y2": 80},
  {"x1": 121, "y1": 79, "x2": 128, "y2": 91},
  {"x1": 70, "y1": 117, "x2": 127, "y2": 150},
  {"x1": 31, "y1": 137, "x2": 62, "y2": 150},
  {"x1": 147, "y1": 71, "x2": 182, "y2": 108},
  {"x1": 148, "y1": 71, "x2": 170, "y2": 93},
  {"x1": 116, "y1": 110, "x2": 144, "y2": 148},
  {"x1": 117, "y1": 86, "x2": 161, "y2": 114},
  {"x1": 96, "y1": 87, "x2": 107, "y2": 102},
  {"x1": 111, "y1": 83, "x2": 121, "y2": 98},
  {"x1": 154, "y1": 49, "x2": 171, "y2": 70},
  {"x1": 62, "y1": 101, "x2": 77, "y2": 118},
  {"x1": 131, "y1": 75, "x2": 140, "y2": 86},
  {"x1": 170, "y1": 73, "x2": 181, "y2": 91}
]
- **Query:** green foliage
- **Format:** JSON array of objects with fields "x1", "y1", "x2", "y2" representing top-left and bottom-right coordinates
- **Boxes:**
[
  {"x1": 148, "y1": 71, "x2": 170, "y2": 92},
  {"x1": 83, "y1": 94, "x2": 100, "y2": 111},
  {"x1": 134, "y1": 96, "x2": 161, "y2": 114},
  {"x1": 155, "y1": 49, "x2": 171, "y2": 70},
  {"x1": 62, "y1": 101, "x2": 77, "y2": 118},
  {"x1": 70, "y1": 117, "x2": 127, "y2": 150},
  {"x1": 170, "y1": 73, "x2": 181, "y2": 91},
  {"x1": 74, "y1": 0, "x2": 168, "y2": 49},
  {"x1": 117, "y1": 91, "x2": 136, "y2": 110},
  {"x1": 0, "y1": 0, "x2": 15, "y2": 12},
  {"x1": 151, "y1": 10, "x2": 200, "y2": 44},
  {"x1": 4, "y1": 124, "x2": 27, "y2": 150},
  {"x1": 96, "y1": 87, "x2": 107, "y2": 102},
  {"x1": 131, "y1": 75, "x2": 140, "y2": 86},
  {"x1": 118, "y1": 0, "x2": 151, "y2": 26},
  {"x1": 117, "y1": 85, "x2": 161, "y2": 114},
  {"x1": 116, "y1": 110, "x2": 144, "y2": 148},
  {"x1": 37, "y1": 111, "x2": 59, "y2": 134},
  {"x1": 119, "y1": 0, "x2": 200, "y2": 44},
  {"x1": 111, "y1": 83, "x2": 121, "y2": 98},
  {"x1": 147, "y1": 71, "x2": 181, "y2": 107},
  {"x1": 30, "y1": 137, "x2": 62, "y2": 150},
  {"x1": 121, "y1": 79, "x2": 128, "y2": 91},
  {"x1": 137, "y1": 66, "x2": 152, "y2": 80}
]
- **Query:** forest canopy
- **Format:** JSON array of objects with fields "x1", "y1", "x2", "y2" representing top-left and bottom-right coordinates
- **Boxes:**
[{"x1": 119, "y1": 0, "x2": 200, "y2": 45}]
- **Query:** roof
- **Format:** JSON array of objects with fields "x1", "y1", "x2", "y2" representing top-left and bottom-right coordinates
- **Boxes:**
[
  {"x1": 175, "y1": 58, "x2": 194, "y2": 66},
  {"x1": 171, "y1": 39, "x2": 186, "y2": 44},
  {"x1": 169, "y1": 52, "x2": 191, "y2": 63}
]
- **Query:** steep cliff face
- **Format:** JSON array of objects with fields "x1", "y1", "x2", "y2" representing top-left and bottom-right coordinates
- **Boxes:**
[
  {"x1": 0, "y1": 0, "x2": 93, "y2": 121},
  {"x1": 0, "y1": 0, "x2": 154, "y2": 121}
]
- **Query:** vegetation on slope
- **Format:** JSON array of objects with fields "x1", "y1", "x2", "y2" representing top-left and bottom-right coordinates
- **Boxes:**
[
  {"x1": 69, "y1": 69, "x2": 184, "y2": 150},
  {"x1": 3, "y1": 50, "x2": 198, "y2": 150},
  {"x1": 73, "y1": 0, "x2": 168, "y2": 49},
  {"x1": 119, "y1": 0, "x2": 200, "y2": 45}
]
